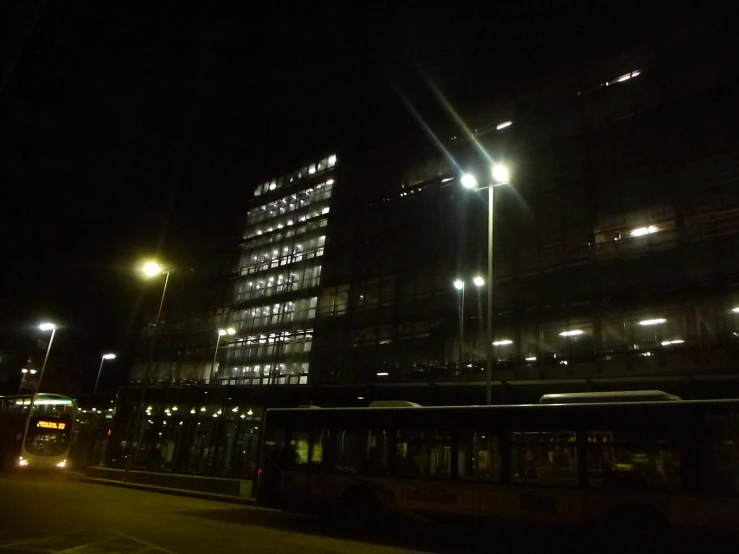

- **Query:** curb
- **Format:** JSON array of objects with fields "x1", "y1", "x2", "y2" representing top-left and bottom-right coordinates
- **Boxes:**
[{"x1": 80, "y1": 476, "x2": 258, "y2": 506}]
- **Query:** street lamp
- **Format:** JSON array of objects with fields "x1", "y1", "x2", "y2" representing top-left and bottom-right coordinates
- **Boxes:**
[
  {"x1": 460, "y1": 162, "x2": 511, "y2": 404},
  {"x1": 210, "y1": 328, "x2": 236, "y2": 383},
  {"x1": 94, "y1": 353, "x2": 117, "y2": 396},
  {"x1": 453, "y1": 280, "x2": 465, "y2": 373},
  {"x1": 36, "y1": 323, "x2": 57, "y2": 393},
  {"x1": 18, "y1": 368, "x2": 37, "y2": 394},
  {"x1": 128, "y1": 260, "x2": 172, "y2": 473}
]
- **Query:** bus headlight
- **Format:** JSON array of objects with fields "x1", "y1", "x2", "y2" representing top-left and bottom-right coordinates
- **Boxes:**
[
  {"x1": 18, "y1": 457, "x2": 29, "y2": 467},
  {"x1": 57, "y1": 460, "x2": 67, "y2": 468}
]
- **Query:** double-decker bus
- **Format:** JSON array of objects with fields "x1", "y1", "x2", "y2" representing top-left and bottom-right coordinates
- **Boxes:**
[
  {"x1": 257, "y1": 396, "x2": 739, "y2": 545},
  {"x1": 0, "y1": 393, "x2": 76, "y2": 470}
]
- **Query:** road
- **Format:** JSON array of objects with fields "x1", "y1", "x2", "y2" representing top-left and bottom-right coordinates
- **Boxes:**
[
  {"x1": 0, "y1": 473, "x2": 450, "y2": 554},
  {"x1": 1, "y1": 473, "x2": 735, "y2": 554}
]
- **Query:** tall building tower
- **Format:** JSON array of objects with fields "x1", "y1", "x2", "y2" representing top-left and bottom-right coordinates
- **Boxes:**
[{"x1": 215, "y1": 154, "x2": 338, "y2": 386}]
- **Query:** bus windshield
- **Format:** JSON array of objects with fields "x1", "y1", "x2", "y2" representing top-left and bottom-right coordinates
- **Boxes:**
[
  {"x1": 25, "y1": 395, "x2": 75, "y2": 457},
  {"x1": 25, "y1": 425, "x2": 72, "y2": 456}
]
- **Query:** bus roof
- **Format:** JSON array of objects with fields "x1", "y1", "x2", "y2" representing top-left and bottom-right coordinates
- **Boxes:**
[{"x1": 539, "y1": 390, "x2": 682, "y2": 404}]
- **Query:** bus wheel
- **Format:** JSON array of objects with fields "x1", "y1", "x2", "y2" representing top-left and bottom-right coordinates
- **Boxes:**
[
  {"x1": 600, "y1": 506, "x2": 672, "y2": 554},
  {"x1": 338, "y1": 486, "x2": 380, "y2": 531}
]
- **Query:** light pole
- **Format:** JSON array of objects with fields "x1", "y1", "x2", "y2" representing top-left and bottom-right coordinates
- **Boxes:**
[
  {"x1": 18, "y1": 368, "x2": 37, "y2": 394},
  {"x1": 127, "y1": 260, "x2": 171, "y2": 474},
  {"x1": 37, "y1": 323, "x2": 57, "y2": 393},
  {"x1": 472, "y1": 276, "x2": 485, "y2": 355},
  {"x1": 453, "y1": 280, "x2": 465, "y2": 373},
  {"x1": 210, "y1": 328, "x2": 236, "y2": 384},
  {"x1": 461, "y1": 163, "x2": 510, "y2": 404},
  {"x1": 94, "y1": 353, "x2": 116, "y2": 396}
]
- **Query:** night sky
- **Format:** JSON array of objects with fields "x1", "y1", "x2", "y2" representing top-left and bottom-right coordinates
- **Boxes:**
[{"x1": 0, "y1": 1, "x2": 699, "y2": 394}]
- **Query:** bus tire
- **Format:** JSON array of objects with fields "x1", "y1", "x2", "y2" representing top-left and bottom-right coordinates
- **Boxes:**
[
  {"x1": 338, "y1": 486, "x2": 380, "y2": 530},
  {"x1": 600, "y1": 505, "x2": 672, "y2": 554}
]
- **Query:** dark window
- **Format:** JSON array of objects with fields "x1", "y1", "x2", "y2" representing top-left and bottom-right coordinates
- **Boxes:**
[
  {"x1": 335, "y1": 429, "x2": 389, "y2": 475},
  {"x1": 586, "y1": 431, "x2": 682, "y2": 491},
  {"x1": 396, "y1": 430, "x2": 451, "y2": 479},
  {"x1": 458, "y1": 432, "x2": 501, "y2": 480},
  {"x1": 510, "y1": 431, "x2": 578, "y2": 485}
]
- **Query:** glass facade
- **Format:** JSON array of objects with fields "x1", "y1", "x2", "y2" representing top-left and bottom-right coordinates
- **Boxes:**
[{"x1": 215, "y1": 155, "x2": 338, "y2": 386}]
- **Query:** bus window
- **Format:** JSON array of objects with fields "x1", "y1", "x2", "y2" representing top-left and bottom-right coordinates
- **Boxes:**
[
  {"x1": 711, "y1": 440, "x2": 739, "y2": 494},
  {"x1": 335, "y1": 429, "x2": 389, "y2": 475},
  {"x1": 286, "y1": 432, "x2": 310, "y2": 467},
  {"x1": 586, "y1": 431, "x2": 682, "y2": 491},
  {"x1": 310, "y1": 429, "x2": 333, "y2": 470},
  {"x1": 510, "y1": 431, "x2": 578, "y2": 485},
  {"x1": 458, "y1": 432, "x2": 500, "y2": 480},
  {"x1": 396, "y1": 430, "x2": 451, "y2": 479}
]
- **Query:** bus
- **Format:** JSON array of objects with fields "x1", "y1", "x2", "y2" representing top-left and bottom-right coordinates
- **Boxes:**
[
  {"x1": 0, "y1": 393, "x2": 76, "y2": 470},
  {"x1": 257, "y1": 397, "x2": 739, "y2": 545}
]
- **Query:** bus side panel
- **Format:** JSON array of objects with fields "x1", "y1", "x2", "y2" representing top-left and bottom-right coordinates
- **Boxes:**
[{"x1": 581, "y1": 490, "x2": 739, "y2": 532}]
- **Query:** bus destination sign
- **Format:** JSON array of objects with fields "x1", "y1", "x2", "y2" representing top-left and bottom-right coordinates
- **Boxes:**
[{"x1": 37, "y1": 421, "x2": 66, "y2": 430}]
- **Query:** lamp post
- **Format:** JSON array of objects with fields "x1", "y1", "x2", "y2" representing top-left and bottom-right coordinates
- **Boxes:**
[
  {"x1": 37, "y1": 323, "x2": 57, "y2": 393},
  {"x1": 94, "y1": 353, "x2": 116, "y2": 396},
  {"x1": 472, "y1": 276, "x2": 485, "y2": 354},
  {"x1": 461, "y1": 163, "x2": 510, "y2": 404},
  {"x1": 18, "y1": 368, "x2": 37, "y2": 395},
  {"x1": 210, "y1": 328, "x2": 236, "y2": 384},
  {"x1": 127, "y1": 261, "x2": 171, "y2": 474},
  {"x1": 453, "y1": 279, "x2": 465, "y2": 373}
]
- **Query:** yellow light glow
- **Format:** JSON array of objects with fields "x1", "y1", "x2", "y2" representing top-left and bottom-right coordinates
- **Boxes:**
[
  {"x1": 460, "y1": 174, "x2": 478, "y2": 189},
  {"x1": 39, "y1": 322, "x2": 56, "y2": 331},
  {"x1": 492, "y1": 164, "x2": 510, "y2": 184},
  {"x1": 473, "y1": 276, "x2": 485, "y2": 287},
  {"x1": 141, "y1": 261, "x2": 164, "y2": 277}
]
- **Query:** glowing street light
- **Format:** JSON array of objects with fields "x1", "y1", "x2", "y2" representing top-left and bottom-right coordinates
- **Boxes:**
[
  {"x1": 460, "y1": 163, "x2": 512, "y2": 404},
  {"x1": 129, "y1": 260, "x2": 172, "y2": 473},
  {"x1": 559, "y1": 330, "x2": 584, "y2": 337},
  {"x1": 94, "y1": 353, "x2": 117, "y2": 396},
  {"x1": 493, "y1": 340, "x2": 513, "y2": 346},
  {"x1": 473, "y1": 276, "x2": 485, "y2": 287},
  {"x1": 18, "y1": 368, "x2": 36, "y2": 394},
  {"x1": 492, "y1": 164, "x2": 510, "y2": 184},
  {"x1": 36, "y1": 323, "x2": 57, "y2": 392},
  {"x1": 210, "y1": 328, "x2": 236, "y2": 383},
  {"x1": 141, "y1": 260, "x2": 165, "y2": 277},
  {"x1": 453, "y1": 279, "x2": 465, "y2": 290},
  {"x1": 460, "y1": 174, "x2": 478, "y2": 189},
  {"x1": 639, "y1": 318, "x2": 666, "y2": 326}
]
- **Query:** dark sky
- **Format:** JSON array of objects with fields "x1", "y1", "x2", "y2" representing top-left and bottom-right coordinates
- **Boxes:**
[{"x1": 0, "y1": 0, "x2": 694, "y2": 393}]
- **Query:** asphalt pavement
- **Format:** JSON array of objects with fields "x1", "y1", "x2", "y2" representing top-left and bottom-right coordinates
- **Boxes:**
[
  {"x1": 2, "y1": 473, "x2": 736, "y2": 554},
  {"x1": 0, "y1": 472, "x2": 443, "y2": 554}
]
